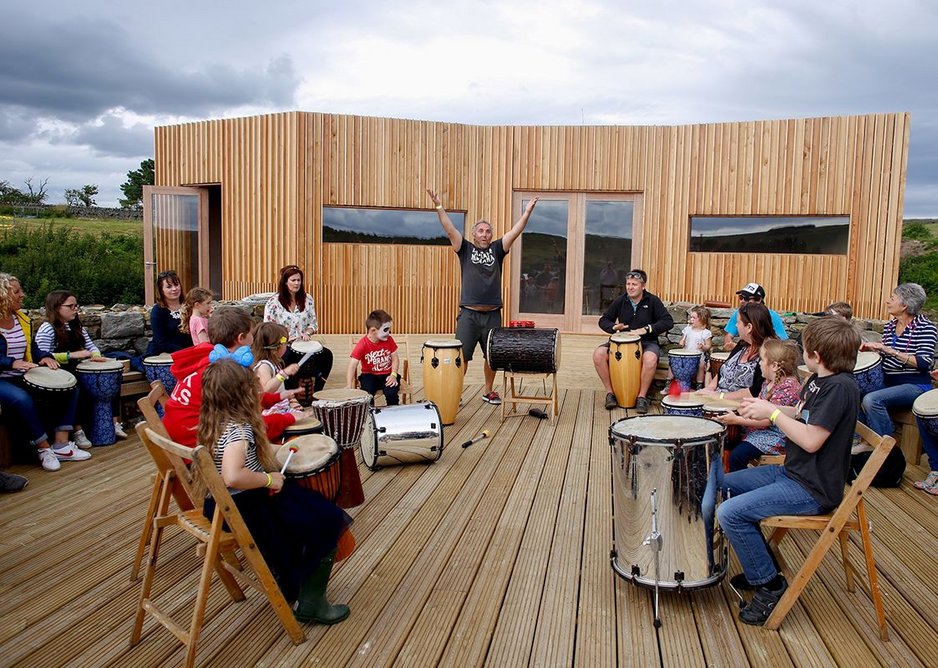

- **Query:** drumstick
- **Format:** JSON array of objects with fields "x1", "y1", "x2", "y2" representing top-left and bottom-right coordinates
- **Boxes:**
[
  {"x1": 461, "y1": 430, "x2": 491, "y2": 448},
  {"x1": 296, "y1": 349, "x2": 317, "y2": 370},
  {"x1": 279, "y1": 446, "x2": 298, "y2": 474}
]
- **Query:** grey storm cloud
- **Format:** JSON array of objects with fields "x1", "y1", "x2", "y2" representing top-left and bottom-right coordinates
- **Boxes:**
[{"x1": 65, "y1": 116, "x2": 153, "y2": 158}]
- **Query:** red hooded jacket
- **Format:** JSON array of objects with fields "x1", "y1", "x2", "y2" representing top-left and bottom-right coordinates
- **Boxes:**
[{"x1": 163, "y1": 342, "x2": 295, "y2": 446}]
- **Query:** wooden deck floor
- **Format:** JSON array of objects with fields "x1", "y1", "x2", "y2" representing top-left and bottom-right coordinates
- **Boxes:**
[{"x1": 2, "y1": 334, "x2": 937, "y2": 667}]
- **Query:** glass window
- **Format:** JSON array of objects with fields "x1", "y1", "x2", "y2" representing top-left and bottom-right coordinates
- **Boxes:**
[
  {"x1": 689, "y1": 216, "x2": 849, "y2": 254},
  {"x1": 323, "y1": 207, "x2": 462, "y2": 245},
  {"x1": 583, "y1": 201, "x2": 633, "y2": 315},
  {"x1": 519, "y1": 199, "x2": 568, "y2": 314}
]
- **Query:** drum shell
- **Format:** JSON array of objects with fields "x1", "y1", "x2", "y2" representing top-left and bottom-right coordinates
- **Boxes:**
[
  {"x1": 310, "y1": 390, "x2": 371, "y2": 449},
  {"x1": 279, "y1": 437, "x2": 342, "y2": 503},
  {"x1": 668, "y1": 349, "x2": 702, "y2": 391},
  {"x1": 853, "y1": 352, "x2": 884, "y2": 397},
  {"x1": 289, "y1": 341, "x2": 323, "y2": 379},
  {"x1": 360, "y1": 402, "x2": 444, "y2": 470},
  {"x1": 274, "y1": 417, "x2": 323, "y2": 445},
  {"x1": 608, "y1": 335, "x2": 642, "y2": 409},
  {"x1": 609, "y1": 415, "x2": 727, "y2": 590},
  {"x1": 709, "y1": 352, "x2": 730, "y2": 381},
  {"x1": 661, "y1": 396, "x2": 704, "y2": 417},
  {"x1": 76, "y1": 361, "x2": 123, "y2": 446},
  {"x1": 421, "y1": 341, "x2": 464, "y2": 426},
  {"x1": 913, "y1": 388, "x2": 938, "y2": 438},
  {"x1": 143, "y1": 355, "x2": 176, "y2": 394},
  {"x1": 702, "y1": 406, "x2": 740, "y2": 445},
  {"x1": 486, "y1": 328, "x2": 560, "y2": 374}
]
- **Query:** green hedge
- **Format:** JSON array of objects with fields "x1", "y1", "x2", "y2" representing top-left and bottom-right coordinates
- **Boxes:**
[{"x1": 0, "y1": 224, "x2": 143, "y2": 309}]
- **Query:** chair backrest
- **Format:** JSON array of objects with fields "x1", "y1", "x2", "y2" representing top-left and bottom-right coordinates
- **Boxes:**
[
  {"x1": 135, "y1": 421, "x2": 201, "y2": 509},
  {"x1": 137, "y1": 381, "x2": 170, "y2": 438}
]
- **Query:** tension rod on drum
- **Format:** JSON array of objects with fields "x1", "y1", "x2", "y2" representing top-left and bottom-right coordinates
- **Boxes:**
[{"x1": 643, "y1": 488, "x2": 663, "y2": 628}]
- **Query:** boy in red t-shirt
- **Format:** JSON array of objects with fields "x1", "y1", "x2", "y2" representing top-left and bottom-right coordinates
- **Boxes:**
[{"x1": 346, "y1": 309, "x2": 400, "y2": 405}]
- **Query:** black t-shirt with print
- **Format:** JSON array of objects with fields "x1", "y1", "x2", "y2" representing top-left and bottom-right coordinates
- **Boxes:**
[{"x1": 457, "y1": 238, "x2": 507, "y2": 307}]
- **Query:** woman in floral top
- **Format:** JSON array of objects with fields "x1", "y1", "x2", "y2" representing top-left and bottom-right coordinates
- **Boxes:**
[{"x1": 264, "y1": 265, "x2": 333, "y2": 392}]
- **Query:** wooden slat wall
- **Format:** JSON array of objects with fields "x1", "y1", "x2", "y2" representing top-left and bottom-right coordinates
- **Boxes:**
[{"x1": 154, "y1": 111, "x2": 909, "y2": 330}]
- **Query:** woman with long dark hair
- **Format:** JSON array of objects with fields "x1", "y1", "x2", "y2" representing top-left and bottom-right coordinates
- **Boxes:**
[{"x1": 146, "y1": 270, "x2": 193, "y2": 356}]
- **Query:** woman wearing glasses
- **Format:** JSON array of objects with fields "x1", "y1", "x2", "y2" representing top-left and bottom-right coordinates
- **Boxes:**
[
  {"x1": 146, "y1": 270, "x2": 193, "y2": 356},
  {"x1": 264, "y1": 265, "x2": 334, "y2": 392}
]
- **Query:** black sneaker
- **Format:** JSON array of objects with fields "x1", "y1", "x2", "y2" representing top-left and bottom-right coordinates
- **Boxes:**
[
  {"x1": 739, "y1": 577, "x2": 788, "y2": 626},
  {"x1": 635, "y1": 396, "x2": 649, "y2": 414},
  {"x1": 0, "y1": 471, "x2": 28, "y2": 492},
  {"x1": 605, "y1": 392, "x2": 618, "y2": 410}
]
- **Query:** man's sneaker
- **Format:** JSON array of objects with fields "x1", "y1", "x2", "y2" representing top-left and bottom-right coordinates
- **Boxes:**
[
  {"x1": 739, "y1": 577, "x2": 788, "y2": 626},
  {"x1": 605, "y1": 392, "x2": 618, "y2": 410},
  {"x1": 38, "y1": 448, "x2": 61, "y2": 471},
  {"x1": 53, "y1": 443, "x2": 92, "y2": 462},
  {"x1": 73, "y1": 429, "x2": 92, "y2": 449},
  {"x1": 0, "y1": 471, "x2": 28, "y2": 492},
  {"x1": 113, "y1": 422, "x2": 128, "y2": 440},
  {"x1": 913, "y1": 470, "x2": 938, "y2": 491},
  {"x1": 482, "y1": 391, "x2": 502, "y2": 405},
  {"x1": 635, "y1": 396, "x2": 650, "y2": 414}
]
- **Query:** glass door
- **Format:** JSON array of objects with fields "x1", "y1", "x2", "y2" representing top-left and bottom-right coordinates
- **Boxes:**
[
  {"x1": 143, "y1": 186, "x2": 208, "y2": 304},
  {"x1": 511, "y1": 192, "x2": 641, "y2": 332}
]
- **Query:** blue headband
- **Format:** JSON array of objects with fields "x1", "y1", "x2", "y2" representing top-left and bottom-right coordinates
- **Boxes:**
[{"x1": 208, "y1": 344, "x2": 254, "y2": 368}]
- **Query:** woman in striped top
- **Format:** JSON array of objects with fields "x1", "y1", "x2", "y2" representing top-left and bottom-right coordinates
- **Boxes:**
[{"x1": 859, "y1": 283, "x2": 938, "y2": 438}]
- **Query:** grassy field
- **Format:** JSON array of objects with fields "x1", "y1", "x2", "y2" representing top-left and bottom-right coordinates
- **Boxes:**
[{"x1": 0, "y1": 214, "x2": 143, "y2": 237}]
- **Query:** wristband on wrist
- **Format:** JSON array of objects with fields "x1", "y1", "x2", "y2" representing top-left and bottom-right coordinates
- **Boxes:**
[
  {"x1": 276, "y1": 373, "x2": 287, "y2": 382},
  {"x1": 435, "y1": 204, "x2": 443, "y2": 210},
  {"x1": 719, "y1": 392, "x2": 725, "y2": 400},
  {"x1": 264, "y1": 472, "x2": 273, "y2": 488},
  {"x1": 769, "y1": 408, "x2": 781, "y2": 423}
]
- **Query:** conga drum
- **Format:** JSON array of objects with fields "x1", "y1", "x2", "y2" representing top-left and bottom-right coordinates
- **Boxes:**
[
  {"x1": 485, "y1": 327, "x2": 561, "y2": 374},
  {"x1": 360, "y1": 402, "x2": 444, "y2": 470},
  {"x1": 668, "y1": 349, "x2": 702, "y2": 392},
  {"x1": 274, "y1": 415, "x2": 323, "y2": 445},
  {"x1": 421, "y1": 340, "x2": 464, "y2": 426},
  {"x1": 311, "y1": 389, "x2": 371, "y2": 509},
  {"x1": 610, "y1": 415, "x2": 727, "y2": 590},
  {"x1": 608, "y1": 333, "x2": 642, "y2": 409},
  {"x1": 708, "y1": 351, "x2": 730, "y2": 383},
  {"x1": 75, "y1": 359, "x2": 124, "y2": 446},
  {"x1": 276, "y1": 434, "x2": 342, "y2": 502},
  {"x1": 853, "y1": 351, "x2": 885, "y2": 397},
  {"x1": 912, "y1": 389, "x2": 938, "y2": 438},
  {"x1": 142, "y1": 353, "x2": 176, "y2": 395}
]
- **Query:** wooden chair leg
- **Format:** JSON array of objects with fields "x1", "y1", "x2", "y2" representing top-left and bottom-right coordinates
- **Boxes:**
[
  {"x1": 131, "y1": 472, "x2": 163, "y2": 581},
  {"x1": 856, "y1": 501, "x2": 889, "y2": 641},
  {"x1": 131, "y1": 480, "x2": 174, "y2": 644},
  {"x1": 837, "y1": 531, "x2": 855, "y2": 592}
]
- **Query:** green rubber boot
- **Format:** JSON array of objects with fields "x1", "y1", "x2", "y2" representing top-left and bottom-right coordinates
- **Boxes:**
[{"x1": 293, "y1": 550, "x2": 350, "y2": 625}]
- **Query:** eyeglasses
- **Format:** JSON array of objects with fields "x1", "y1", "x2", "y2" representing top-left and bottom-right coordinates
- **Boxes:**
[{"x1": 738, "y1": 295, "x2": 761, "y2": 302}]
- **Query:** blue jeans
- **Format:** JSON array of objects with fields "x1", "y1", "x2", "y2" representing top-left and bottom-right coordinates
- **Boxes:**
[
  {"x1": 859, "y1": 383, "x2": 926, "y2": 437},
  {"x1": 716, "y1": 465, "x2": 823, "y2": 586},
  {"x1": 915, "y1": 415, "x2": 938, "y2": 470},
  {"x1": 0, "y1": 376, "x2": 78, "y2": 445}
]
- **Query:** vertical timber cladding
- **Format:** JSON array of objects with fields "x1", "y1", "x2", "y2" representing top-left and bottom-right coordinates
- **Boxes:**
[{"x1": 154, "y1": 111, "x2": 910, "y2": 329}]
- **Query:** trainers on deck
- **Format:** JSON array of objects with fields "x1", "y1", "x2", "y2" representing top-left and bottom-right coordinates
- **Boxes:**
[
  {"x1": 0, "y1": 471, "x2": 28, "y2": 492},
  {"x1": 739, "y1": 577, "x2": 788, "y2": 626},
  {"x1": 482, "y1": 391, "x2": 502, "y2": 405},
  {"x1": 38, "y1": 448, "x2": 61, "y2": 472},
  {"x1": 635, "y1": 396, "x2": 650, "y2": 414},
  {"x1": 53, "y1": 443, "x2": 92, "y2": 462},
  {"x1": 73, "y1": 429, "x2": 92, "y2": 449},
  {"x1": 113, "y1": 422, "x2": 128, "y2": 440},
  {"x1": 605, "y1": 392, "x2": 618, "y2": 410}
]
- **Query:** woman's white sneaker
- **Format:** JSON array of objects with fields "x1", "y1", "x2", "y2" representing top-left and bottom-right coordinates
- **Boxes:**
[
  {"x1": 38, "y1": 448, "x2": 61, "y2": 471},
  {"x1": 73, "y1": 429, "x2": 93, "y2": 448},
  {"x1": 53, "y1": 443, "x2": 92, "y2": 461}
]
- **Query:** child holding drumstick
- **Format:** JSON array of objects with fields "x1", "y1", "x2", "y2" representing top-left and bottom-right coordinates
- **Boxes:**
[
  {"x1": 198, "y1": 359, "x2": 351, "y2": 623},
  {"x1": 250, "y1": 321, "x2": 310, "y2": 419}
]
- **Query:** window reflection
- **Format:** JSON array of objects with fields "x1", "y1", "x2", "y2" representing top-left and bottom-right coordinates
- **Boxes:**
[
  {"x1": 689, "y1": 216, "x2": 849, "y2": 254},
  {"x1": 323, "y1": 207, "x2": 460, "y2": 245},
  {"x1": 519, "y1": 199, "x2": 568, "y2": 314},
  {"x1": 583, "y1": 201, "x2": 633, "y2": 315}
]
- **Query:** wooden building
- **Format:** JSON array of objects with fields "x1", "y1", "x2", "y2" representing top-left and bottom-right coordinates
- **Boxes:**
[{"x1": 147, "y1": 111, "x2": 909, "y2": 332}]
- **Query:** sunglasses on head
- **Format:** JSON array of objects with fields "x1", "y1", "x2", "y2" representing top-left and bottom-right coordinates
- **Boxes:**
[{"x1": 626, "y1": 271, "x2": 646, "y2": 282}]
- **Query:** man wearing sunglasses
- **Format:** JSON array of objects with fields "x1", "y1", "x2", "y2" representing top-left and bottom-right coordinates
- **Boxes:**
[
  {"x1": 723, "y1": 282, "x2": 788, "y2": 351},
  {"x1": 593, "y1": 269, "x2": 673, "y2": 413},
  {"x1": 427, "y1": 188, "x2": 540, "y2": 405}
]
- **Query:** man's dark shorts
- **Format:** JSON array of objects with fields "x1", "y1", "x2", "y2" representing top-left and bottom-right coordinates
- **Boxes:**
[
  {"x1": 455, "y1": 307, "x2": 502, "y2": 362},
  {"x1": 599, "y1": 337, "x2": 662, "y2": 359}
]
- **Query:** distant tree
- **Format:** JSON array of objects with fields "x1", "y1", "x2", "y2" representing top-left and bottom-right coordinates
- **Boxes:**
[
  {"x1": 23, "y1": 177, "x2": 49, "y2": 204},
  {"x1": 119, "y1": 159, "x2": 154, "y2": 210},
  {"x1": 64, "y1": 184, "x2": 98, "y2": 207},
  {"x1": 0, "y1": 180, "x2": 25, "y2": 204}
]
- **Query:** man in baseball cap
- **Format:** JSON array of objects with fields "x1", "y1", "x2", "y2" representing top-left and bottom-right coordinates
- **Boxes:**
[{"x1": 723, "y1": 282, "x2": 788, "y2": 350}]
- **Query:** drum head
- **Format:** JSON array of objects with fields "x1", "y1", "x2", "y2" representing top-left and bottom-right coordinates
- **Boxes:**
[
  {"x1": 143, "y1": 353, "x2": 174, "y2": 366},
  {"x1": 710, "y1": 351, "x2": 730, "y2": 362},
  {"x1": 276, "y1": 434, "x2": 339, "y2": 473},
  {"x1": 702, "y1": 403, "x2": 733, "y2": 415},
  {"x1": 76, "y1": 358, "x2": 124, "y2": 372},
  {"x1": 24, "y1": 367, "x2": 77, "y2": 389},
  {"x1": 313, "y1": 388, "x2": 371, "y2": 403},
  {"x1": 423, "y1": 339, "x2": 463, "y2": 348},
  {"x1": 913, "y1": 388, "x2": 938, "y2": 418},
  {"x1": 611, "y1": 415, "x2": 724, "y2": 444},
  {"x1": 669, "y1": 348, "x2": 702, "y2": 357},
  {"x1": 284, "y1": 415, "x2": 322, "y2": 433},
  {"x1": 854, "y1": 350, "x2": 881, "y2": 373},
  {"x1": 610, "y1": 333, "x2": 641, "y2": 344},
  {"x1": 661, "y1": 395, "x2": 704, "y2": 410},
  {"x1": 290, "y1": 340, "x2": 323, "y2": 355}
]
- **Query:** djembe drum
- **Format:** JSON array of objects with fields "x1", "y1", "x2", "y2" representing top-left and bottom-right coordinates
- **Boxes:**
[
  {"x1": 76, "y1": 358, "x2": 124, "y2": 445},
  {"x1": 311, "y1": 389, "x2": 371, "y2": 508}
]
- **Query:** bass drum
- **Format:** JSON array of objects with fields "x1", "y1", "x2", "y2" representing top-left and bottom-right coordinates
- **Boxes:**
[
  {"x1": 360, "y1": 402, "x2": 444, "y2": 470},
  {"x1": 485, "y1": 327, "x2": 560, "y2": 374}
]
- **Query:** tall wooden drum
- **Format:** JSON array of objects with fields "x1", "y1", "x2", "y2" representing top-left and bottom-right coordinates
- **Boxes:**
[
  {"x1": 421, "y1": 340, "x2": 464, "y2": 425},
  {"x1": 608, "y1": 333, "x2": 642, "y2": 409}
]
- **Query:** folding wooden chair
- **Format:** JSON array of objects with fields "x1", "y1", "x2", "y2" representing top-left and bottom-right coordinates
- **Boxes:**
[
  {"x1": 131, "y1": 427, "x2": 304, "y2": 667},
  {"x1": 761, "y1": 421, "x2": 894, "y2": 640},
  {"x1": 347, "y1": 335, "x2": 412, "y2": 405}
]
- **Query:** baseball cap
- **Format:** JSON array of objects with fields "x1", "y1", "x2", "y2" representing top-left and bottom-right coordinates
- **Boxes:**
[{"x1": 736, "y1": 282, "x2": 766, "y2": 299}]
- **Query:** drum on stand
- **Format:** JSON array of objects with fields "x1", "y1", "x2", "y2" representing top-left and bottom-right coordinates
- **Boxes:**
[
  {"x1": 668, "y1": 349, "x2": 702, "y2": 392},
  {"x1": 913, "y1": 388, "x2": 938, "y2": 438},
  {"x1": 485, "y1": 327, "x2": 560, "y2": 374},
  {"x1": 276, "y1": 434, "x2": 342, "y2": 502},
  {"x1": 311, "y1": 389, "x2": 371, "y2": 509},
  {"x1": 609, "y1": 415, "x2": 727, "y2": 596},
  {"x1": 76, "y1": 359, "x2": 124, "y2": 446},
  {"x1": 274, "y1": 415, "x2": 323, "y2": 445},
  {"x1": 853, "y1": 351, "x2": 885, "y2": 397},
  {"x1": 661, "y1": 394, "x2": 704, "y2": 417},
  {"x1": 608, "y1": 333, "x2": 642, "y2": 409},
  {"x1": 360, "y1": 402, "x2": 443, "y2": 470},
  {"x1": 708, "y1": 351, "x2": 730, "y2": 384},
  {"x1": 421, "y1": 340, "x2": 464, "y2": 426}
]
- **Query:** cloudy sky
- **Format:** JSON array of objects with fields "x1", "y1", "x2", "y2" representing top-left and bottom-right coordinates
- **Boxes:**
[{"x1": 3, "y1": 0, "x2": 937, "y2": 215}]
